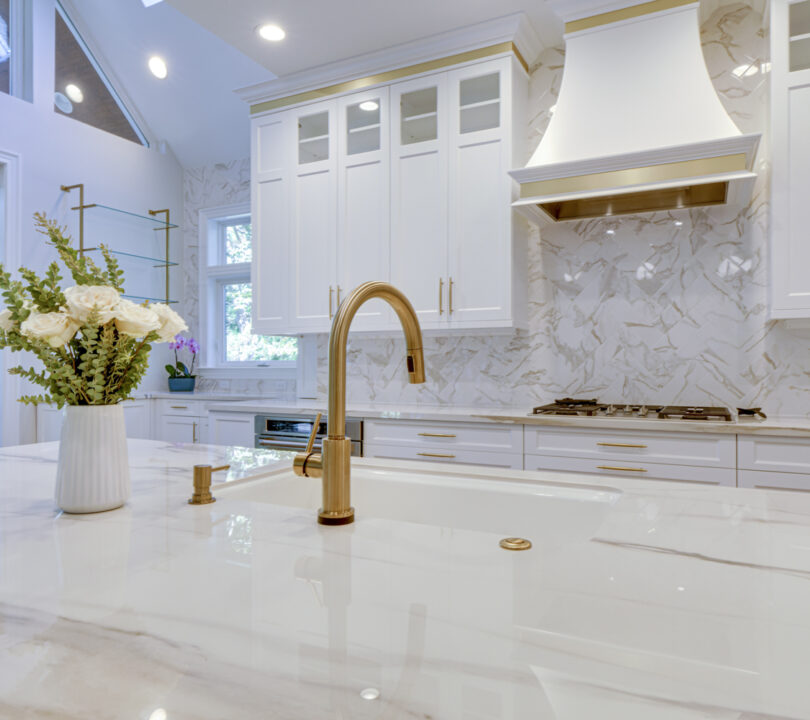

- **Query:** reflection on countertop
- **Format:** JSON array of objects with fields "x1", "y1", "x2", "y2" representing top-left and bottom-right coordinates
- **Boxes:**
[{"x1": 1, "y1": 439, "x2": 810, "y2": 718}]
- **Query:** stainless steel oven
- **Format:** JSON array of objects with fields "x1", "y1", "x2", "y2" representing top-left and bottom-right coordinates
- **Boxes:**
[{"x1": 254, "y1": 414, "x2": 363, "y2": 456}]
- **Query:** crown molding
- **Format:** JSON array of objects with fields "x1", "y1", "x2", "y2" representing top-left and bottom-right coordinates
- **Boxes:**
[{"x1": 236, "y1": 13, "x2": 542, "y2": 107}]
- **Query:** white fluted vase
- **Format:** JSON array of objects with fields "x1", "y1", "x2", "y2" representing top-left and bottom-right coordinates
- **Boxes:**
[{"x1": 55, "y1": 405, "x2": 131, "y2": 514}]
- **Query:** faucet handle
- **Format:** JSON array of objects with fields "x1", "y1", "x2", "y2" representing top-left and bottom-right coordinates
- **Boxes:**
[
  {"x1": 305, "y1": 412, "x2": 322, "y2": 454},
  {"x1": 189, "y1": 463, "x2": 230, "y2": 505},
  {"x1": 293, "y1": 412, "x2": 324, "y2": 478}
]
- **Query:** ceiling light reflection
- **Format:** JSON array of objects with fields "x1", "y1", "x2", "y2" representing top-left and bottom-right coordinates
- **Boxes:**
[{"x1": 359, "y1": 100, "x2": 379, "y2": 111}]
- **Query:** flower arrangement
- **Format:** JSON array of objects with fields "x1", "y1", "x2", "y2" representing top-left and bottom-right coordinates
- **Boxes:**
[
  {"x1": 0, "y1": 214, "x2": 187, "y2": 407},
  {"x1": 166, "y1": 334, "x2": 199, "y2": 379}
]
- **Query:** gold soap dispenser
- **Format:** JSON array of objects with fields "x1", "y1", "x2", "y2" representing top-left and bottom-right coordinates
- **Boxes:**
[{"x1": 189, "y1": 464, "x2": 230, "y2": 505}]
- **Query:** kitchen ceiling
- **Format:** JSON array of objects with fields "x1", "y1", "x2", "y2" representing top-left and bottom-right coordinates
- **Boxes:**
[{"x1": 166, "y1": 0, "x2": 563, "y2": 77}]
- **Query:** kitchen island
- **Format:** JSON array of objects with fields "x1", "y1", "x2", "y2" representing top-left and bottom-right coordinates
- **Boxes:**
[{"x1": 1, "y1": 439, "x2": 809, "y2": 719}]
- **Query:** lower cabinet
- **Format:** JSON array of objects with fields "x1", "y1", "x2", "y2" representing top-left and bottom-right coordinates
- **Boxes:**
[
  {"x1": 208, "y1": 411, "x2": 255, "y2": 448},
  {"x1": 159, "y1": 414, "x2": 208, "y2": 444},
  {"x1": 737, "y1": 435, "x2": 810, "y2": 491},
  {"x1": 363, "y1": 419, "x2": 523, "y2": 469},
  {"x1": 523, "y1": 426, "x2": 737, "y2": 486}
]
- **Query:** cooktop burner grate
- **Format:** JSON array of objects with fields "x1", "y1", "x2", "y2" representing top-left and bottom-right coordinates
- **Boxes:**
[{"x1": 657, "y1": 406, "x2": 733, "y2": 421}]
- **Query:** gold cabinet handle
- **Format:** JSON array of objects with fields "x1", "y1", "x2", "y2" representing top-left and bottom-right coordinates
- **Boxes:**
[
  {"x1": 418, "y1": 432, "x2": 456, "y2": 438},
  {"x1": 329, "y1": 286, "x2": 334, "y2": 319},
  {"x1": 597, "y1": 442, "x2": 648, "y2": 449},
  {"x1": 170, "y1": 405, "x2": 188, "y2": 409},
  {"x1": 448, "y1": 277, "x2": 454, "y2": 314},
  {"x1": 439, "y1": 278, "x2": 444, "y2": 315},
  {"x1": 337, "y1": 285, "x2": 342, "y2": 306},
  {"x1": 192, "y1": 421, "x2": 197, "y2": 444},
  {"x1": 417, "y1": 452, "x2": 456, "y2": 459},
  {"x1": 596, "y1": 465, "x2": 648, "y2": 473}
]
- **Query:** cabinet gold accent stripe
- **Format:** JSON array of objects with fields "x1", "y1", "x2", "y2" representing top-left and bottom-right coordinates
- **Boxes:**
[
  {"x1": 250, "y1": 42, "x2": 527, "y2": 115},
  {"x1": 519, "y1": 153, "x2": 747, "y2": 199},
  {"x1": 418, "y1": 432, "x2": 457, "y2": 438},
  {"x1": 565, "y1": 0, "x2": 696, "y2": 34},
  {"x1": 417, "y1": 452, "x2": 456, "y2": 458}
]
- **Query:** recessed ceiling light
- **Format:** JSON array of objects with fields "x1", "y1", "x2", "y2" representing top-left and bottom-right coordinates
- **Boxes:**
[
  {"x1": 257, "y1": 24, "x2": 286, "y2": 42},
  {"x1": 54, "y1": 92, "x2": 73, "y2": 114},
  {"x1": 359, "y1": 100, "x2": 378, "y2": 112},
  {"x1": 148, "y1": 709, "x2": 168, "y2": 720},
  {"x1": 360, "y1": 688, "x2": 380, "y2": 701},
  {"x1": 148, "y1": 55, "x2": 168, "y2": 79},
  {"x1": 65, "y1": 83, "x2": 83, "y2": 103}
]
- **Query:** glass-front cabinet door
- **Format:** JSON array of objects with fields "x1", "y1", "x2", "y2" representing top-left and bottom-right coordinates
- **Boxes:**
[
  {"x1": 290, "y1": 99, "x2": 337, "y2": 331},
  {"x1": 390, "y1": 74, "x2": 448, "y2": 328},
  {"x1": 790, "y1": 0, "x2": 810, "y2": 72},
  {"x1": 446, "y1": 57, "x2": 512, "y2": 327},
  {"x1": 337, "y1": 88, "x2": 390, "y2": 329}
]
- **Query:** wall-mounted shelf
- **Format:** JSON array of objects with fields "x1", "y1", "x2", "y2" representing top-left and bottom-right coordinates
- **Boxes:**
[{"x1": 60, "y1": 183, "x2": 176, "y2": 305}]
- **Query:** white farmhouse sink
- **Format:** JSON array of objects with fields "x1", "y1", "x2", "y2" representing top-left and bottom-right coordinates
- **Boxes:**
[{"x1": 219, "y1": 460, "x2": 621, "y2": 545}]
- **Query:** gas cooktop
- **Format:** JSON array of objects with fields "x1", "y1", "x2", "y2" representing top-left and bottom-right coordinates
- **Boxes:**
[{"x1": 531, "y1": 398, "x2": 733, "y2": 422}]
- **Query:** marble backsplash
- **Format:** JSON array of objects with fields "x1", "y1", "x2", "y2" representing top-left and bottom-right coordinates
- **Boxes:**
[{"x1": 186, "y1": 0, "x2": 810, "y2": 416}]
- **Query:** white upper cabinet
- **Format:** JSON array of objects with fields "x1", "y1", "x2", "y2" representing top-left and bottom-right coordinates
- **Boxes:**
[
  {"x1": 251, "y1": 111, "x2": 292, "y2": 335},
  {"x1": 390, "y1": 74, "x2": 449, "y2": 329},
  {"x1": 771, "y1": 0, "x2": 810, "y2": 319},
  {"x1": 249, "y1": 42, "x2": 529, "y2": 335},
  {"x1": 290, "y1": 100, "x2": 338, "y2": 332},
  {"x1": 337, "y1": 88, "x2": 391, "y2": 330}
]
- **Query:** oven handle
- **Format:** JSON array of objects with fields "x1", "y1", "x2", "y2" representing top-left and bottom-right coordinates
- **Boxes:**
[{"x1": 257, "y1": 439, "x2": 318, "y2": 451}]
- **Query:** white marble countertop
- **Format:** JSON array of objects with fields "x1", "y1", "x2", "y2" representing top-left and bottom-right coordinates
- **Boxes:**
[
  {"x1": 2, "y1": 439, "x2": 810, "y2": 718},
  {"x1": 206, "y1": 399, "x2": 810, "y2": 436}
]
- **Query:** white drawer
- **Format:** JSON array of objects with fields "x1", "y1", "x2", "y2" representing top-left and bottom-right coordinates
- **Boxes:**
[
  {"x1": 364, "y1": 419, "x2": 522, "y2": 454},
  {"x1": 364, "y1": 442, "x2": 523, "y2": 469},
  {"x1": 157, "y1": 398, "x2": 206, "y2": 417},
  {"x1": 524, "y1": 454, "x2": 736, "y2": 486},
  {"x1": 738, "y1": 436, "x2": 810, "y2": 473},
  {"x1": 738, "y1": 469, "x2": 810, "y2": 492},
  {"x1": 524, "y1": 426, "x2": 735, "y2": 469}
]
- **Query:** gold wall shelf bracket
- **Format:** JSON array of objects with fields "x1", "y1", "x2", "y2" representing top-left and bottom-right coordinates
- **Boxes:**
[
  {"x1": 148, "y1": 208, "x2": 171, "y2": 305},
  {"x1": 60, "y1": 183, "x2": 88, "y2": 253}
]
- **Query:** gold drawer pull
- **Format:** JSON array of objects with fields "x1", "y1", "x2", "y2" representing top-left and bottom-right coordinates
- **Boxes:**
[
  {"x1": 170, "y1": 405, "x2": 188, "y2": 409},
  {"x1": 438, "y1": 277, "x2": 444, "y2": 315},
  {"x1": 597, "y1": 442, "x2": 648, "y2": 449},
  {"x1": 417, "y1": 452, "x2": 456, "y2": 459},
  {"x1": 418, "y1": 432, "x2": 457, "y2": 438},
  {"x1": 597, "y1": 465, "x2": 648, "y2": 473}
]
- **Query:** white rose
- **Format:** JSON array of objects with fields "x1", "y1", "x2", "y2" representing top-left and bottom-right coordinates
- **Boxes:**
[
  {"x1": 64, "y1": 285, "x2": 121, "y2": 324},
  {"x1": 113, "y1": 299, "x2": 161, "y2": 338},
  {"x1": 20, "y1": 311, "x2": 80, "y2": 348},
  {"x1": 149, "y1": 303, "x2": 188, "y2": 342},
  {"x1": 0, "y1": 308, "x2": 13, "y2": 331}
]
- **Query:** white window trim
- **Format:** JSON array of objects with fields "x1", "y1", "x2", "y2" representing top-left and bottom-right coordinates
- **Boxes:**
[
  {"x1": 0, "y1": 147, "x2": 23, "y2": 446},
  {"x1": 196, "y1": 202, "x2": 297, "y2": 379},
  {"x1": 6, "y1": 0, "x2": 33, "y2": 101}
]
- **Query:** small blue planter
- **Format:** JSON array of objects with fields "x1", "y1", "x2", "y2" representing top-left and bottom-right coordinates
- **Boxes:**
[{"x1": 168, "y1": 377, "x2": 196, "y2": 392}]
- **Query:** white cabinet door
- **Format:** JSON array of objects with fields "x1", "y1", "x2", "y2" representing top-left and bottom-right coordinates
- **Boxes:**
[
  {"x1": 390, "y1": 73, "x2": 449, "y2": 328},
  {"x1": 160, "y1": 415, "x2": 203, "y2": 444},
  {"x1": 365, "y1": 442, "x2": 523, "y2": 469},
  {"x1": 738, "y1": 469, "x2": 810, "y2": 492},
  {"x1": 122, "y1": 400, "x2": 151, "y2": 439},
  {"x1": 209, "y1": 412, "x2": 255, "y2": 448},
  {"x1": 770, "y1": 0, "x2": 810, "y2": 318},
  {"x1": 289, "y1": 99, "x2": 338, "y2": 332},
  {"x1": 447, "y1": 58, "x2": 513, "y2": 327},
  {"x1": 337, "y1": 88, "x2": 391, "y2": 329},
  {"x1": 252, "y1": 110, "x2": 292, "y2": 334}
]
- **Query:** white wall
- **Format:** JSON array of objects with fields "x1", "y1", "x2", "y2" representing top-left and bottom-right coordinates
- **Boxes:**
[{"x1": 0, "y1": 0, "x2": 184, "y2": 445}]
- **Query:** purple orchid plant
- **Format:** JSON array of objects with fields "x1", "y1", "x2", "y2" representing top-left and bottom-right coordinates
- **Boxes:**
[{"x1": 165, "y1": 334, "x2": 199, "y2": 379}]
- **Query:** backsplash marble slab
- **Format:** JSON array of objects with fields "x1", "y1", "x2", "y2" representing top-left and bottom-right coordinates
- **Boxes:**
[{"x1": 186, "y1": 0, "x2": 810, "y2": 416}]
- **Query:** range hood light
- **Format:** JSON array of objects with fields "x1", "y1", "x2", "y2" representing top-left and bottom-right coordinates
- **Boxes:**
[{"x1": 510, "y1": 0, "x2": 761, "y2": 223}]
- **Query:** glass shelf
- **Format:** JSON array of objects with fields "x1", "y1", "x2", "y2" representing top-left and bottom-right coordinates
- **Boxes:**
[
  {"x1": 77, "y1": 203, "x2": 179, "y2": 229},
  {"x1": 87, "y1": 248, "x2": 178, "y2": 267},
  {"x1": 122, "y1": 294, "x2": 179, "y2": 305}
]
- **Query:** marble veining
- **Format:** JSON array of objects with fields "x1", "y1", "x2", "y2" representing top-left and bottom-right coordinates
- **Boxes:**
[{"x1": 2, "y1": 439, "x2": 810, "y2": 718}]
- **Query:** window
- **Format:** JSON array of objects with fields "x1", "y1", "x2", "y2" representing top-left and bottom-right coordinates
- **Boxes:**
[
  {"x1": 1, "y1": 0, "x2": 32, "y2": 100},
  {"x1": 53, "y1": 2, "x2": 147, "y2": 145},
  {"x1": 201, "y1": 207, "x2": 297, "y2": 368}
]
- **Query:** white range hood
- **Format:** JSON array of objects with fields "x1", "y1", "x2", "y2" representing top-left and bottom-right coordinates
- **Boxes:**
[{"x1": 510, "y1": 0, "x2": 760, "y2": 223}]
